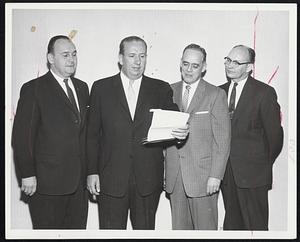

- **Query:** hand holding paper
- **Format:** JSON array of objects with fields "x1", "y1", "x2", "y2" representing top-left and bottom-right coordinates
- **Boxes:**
[{"x1": 142, "y1": 109, "x2": 190, "y2": 144}]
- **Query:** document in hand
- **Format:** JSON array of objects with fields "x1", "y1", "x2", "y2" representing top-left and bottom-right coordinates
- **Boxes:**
[{"x1": 142, "y1": 109, "x2": 190, "y2": 144}]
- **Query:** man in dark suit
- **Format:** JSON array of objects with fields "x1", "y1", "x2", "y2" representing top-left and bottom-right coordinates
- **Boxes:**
[
  {"x1": 12, "y1": 35, "x2": 89, "y2": 229},
  {"x1": 86, "y1": 36, "x2": 189, "y2": 229},
  {"x1": 220, "y1": 45, "x2": 283, "y2": 230}
]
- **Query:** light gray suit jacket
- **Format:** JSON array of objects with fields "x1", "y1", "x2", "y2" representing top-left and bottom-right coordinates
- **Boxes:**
[{"x1": 165, "y1": 79, "x2": 231, "y2": 197}]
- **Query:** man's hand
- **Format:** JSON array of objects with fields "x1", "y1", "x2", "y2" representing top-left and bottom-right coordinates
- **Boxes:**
[
  {"x1": 206, "y1": 177, "x2": 221, "y2": 195},
  {"x1": 87, "y1": 174, "x2": 100, "y2": 200},
  {"x1": 171, "y1": 124, "x2": 189, "y2": 140},
  {"x1": 21, "y1": 176, "x2": 37, "y2": 196}
]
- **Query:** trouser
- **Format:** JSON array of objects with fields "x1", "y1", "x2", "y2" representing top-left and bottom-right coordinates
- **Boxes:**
[
  {"x1": 28, "y1": 183, "x2": 88, "y2": 229},
  {"x1": 221, "y1": 162, "x2": 269, "y2": 230},
  {"x1": 98, "y1": 169, "x2": 161, "y2": 229},
  {"x1": 169, "y1": 167, "x2": 218, "y2": 230}
]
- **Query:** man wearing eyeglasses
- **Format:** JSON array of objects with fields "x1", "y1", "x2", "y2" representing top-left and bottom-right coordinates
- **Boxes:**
[
  {"x1": 220, "y1": 45, "x2": 283, "y2": 230},
  {"x1": 165, "y1": 44, "x2": 231, "y2": 230}
]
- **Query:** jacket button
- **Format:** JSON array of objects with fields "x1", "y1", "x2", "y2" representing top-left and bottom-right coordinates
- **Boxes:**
[{"x1": 74, "y1": 120, "x2": 78, "y2": 123}]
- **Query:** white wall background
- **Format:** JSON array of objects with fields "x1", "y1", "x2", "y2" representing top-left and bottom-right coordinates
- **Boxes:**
[{"x1": 6, "y1": 4, "x2": 295, "y2": 236}]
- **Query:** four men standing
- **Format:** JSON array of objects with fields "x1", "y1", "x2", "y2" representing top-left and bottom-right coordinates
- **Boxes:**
[{"x1": 12, "y1": 35, "x2": 283, "y2": 230}]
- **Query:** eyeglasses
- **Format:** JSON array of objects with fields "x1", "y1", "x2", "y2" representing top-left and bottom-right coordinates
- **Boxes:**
[{"x1": 224, "y1": 57, "x2": 252, "y2": 67}]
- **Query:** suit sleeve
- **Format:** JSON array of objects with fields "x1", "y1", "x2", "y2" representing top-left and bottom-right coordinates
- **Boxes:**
[
  {"x1": 161, "y1": 82, "x2": 179, "y2": 111},
  {"x1": 210, "y1": 88, "x2": 231, "y2": 179},
  {"x1": 86, "y1": 82, "x2": 101, "y2": 175},
  {"x1": 12, "y1": 82, "x2": 40, "y2": 178},
  {"x1": 260, "y1": 87, "x2": 283, "y2": 163}
]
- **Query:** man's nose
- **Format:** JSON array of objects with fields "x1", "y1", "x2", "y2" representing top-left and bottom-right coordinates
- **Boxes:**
[
  {"x1": 134, "y1": 56, "x2": 141, "y2": 65},
  {"x1": 187, "y1": 64, "x2": 193, "y2": 72},
  {"x1": 68, "y1": 55, "x2": 76, "y2": 63}
]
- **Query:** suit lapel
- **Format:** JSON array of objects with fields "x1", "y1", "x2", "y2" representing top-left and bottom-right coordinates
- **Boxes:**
[
  {"x1": 222, "y1": 81, "x2": 230, "y2": 96},
  {"x1": 186, "y1": 79, "x2": 206, "y2": 113},
  {"x1": 112, "y1": 74, "x2": 132, "y2": 122},
  {"x1": 173, "y1": 82, "x2": 183, "y2": 110},
  {"x1": 134, "y1": 76, "x2": 154, "y2": 123},
  {"x1": 72, "y1": 78, "x2": 86, "y2": 127},
  {"x1": 232, "y1": 76, "x2": 253, "y2": 122}
]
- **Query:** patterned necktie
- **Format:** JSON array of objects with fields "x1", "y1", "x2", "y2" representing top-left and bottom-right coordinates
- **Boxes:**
[
  {"x1": 63, "y1": 79, "x2": 81, "y2": 123},
  {"x1": 182, "y1": 84, "x2": 191, "y2": 112},
  {"x1": 228, "y1": 82, "x2": 238, "y2": 119},
  {"x1": 127, "y1": 79, "x2": 136, "y2": 119}
]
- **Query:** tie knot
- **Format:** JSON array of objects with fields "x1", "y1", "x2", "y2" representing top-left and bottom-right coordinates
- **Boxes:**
[
  {"x1": 185, "y1": 85, "x2": 191, "y2": 91},
  {"x1": 233, "y1": 82, "x2": 238, "y2": 87},
  {"x1": 63, "y1": 79, "x2": 69, "y2": 84}
]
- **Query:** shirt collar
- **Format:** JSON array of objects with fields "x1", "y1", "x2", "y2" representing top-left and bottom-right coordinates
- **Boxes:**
[
  {"x1": 231, "y1": 76, "x2": 248, "y2": 86},
  {"x1": 183, "y1": 78, "x2": 201, "y2": 89},
  {"x1": 50, "y1": 70, "x2": 70, "y2": 83},
  {"x1": 120, "y1": 71, "x2": 143, "y2": 85}
]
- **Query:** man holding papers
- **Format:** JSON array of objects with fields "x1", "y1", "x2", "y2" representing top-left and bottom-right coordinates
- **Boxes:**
[
  {"x1": 165, "y1": 44, "x2": 231, "y2": 230},
  {"x1": 86, "y1": 36, "x2": 188, "y2": 229}
]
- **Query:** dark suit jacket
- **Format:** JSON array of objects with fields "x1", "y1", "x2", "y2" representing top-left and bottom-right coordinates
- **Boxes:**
[
  {"x1": 12, "y1": 71, "x2": 89, "y2": 195},
  {"x1": 86, "y1": 73, "x2": 178, "y2": 197},
  {"x1": 220, "y1": 76, "x2": 283, "y2": 188}
]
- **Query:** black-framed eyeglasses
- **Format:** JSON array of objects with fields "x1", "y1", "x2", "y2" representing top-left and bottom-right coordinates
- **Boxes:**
[{"x1": 224, "y1": 57, "x2": 252, "y2": 67}]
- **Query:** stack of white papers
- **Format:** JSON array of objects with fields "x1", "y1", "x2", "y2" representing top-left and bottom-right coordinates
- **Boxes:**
[{"x1": 142, "y1": 109, "x2": 190, "y2": 144}]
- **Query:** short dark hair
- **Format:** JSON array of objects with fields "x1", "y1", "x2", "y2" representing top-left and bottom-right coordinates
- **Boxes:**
[
  {"x1": 119, "y1": 36, "x2": 147, "y2": 55},
  {"x1": 47, "y1": 35, "x2": 71, "y2": 54},
  {"x1": 182, "y1": 44, "x2": 207, "y2": 62},
  {"x1": 47, "y1": 35, "x2": 71, "y2": 69},
  {"x1": 233, "y1": 45, "x2": 256, "y2": 63}
]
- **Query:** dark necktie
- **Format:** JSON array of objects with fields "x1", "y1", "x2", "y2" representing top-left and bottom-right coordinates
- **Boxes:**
[
  {"x1": 63, "y1": 79, "x2": 81, "y2": 123},
  {"x1": 229, "y1": 82, "x2": 238, "y2": 119}
]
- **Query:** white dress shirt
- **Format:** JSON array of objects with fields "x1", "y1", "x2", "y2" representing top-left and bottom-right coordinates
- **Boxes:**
[
  {"x1": 182, "y1": 79, "x2": 201, "y2": 110},
  {"x1": 120, "y1": 71, "x2": 142, "y2": 119},
  {"x1": 227, "y1": 77, "x2": 248, "y2": 107},
  {"x1": 50, "y1": 70, "x2": 80, "y2": 110}
]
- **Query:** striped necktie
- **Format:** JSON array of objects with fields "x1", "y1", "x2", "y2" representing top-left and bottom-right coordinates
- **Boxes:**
[{"x1": 182, "y1": 84, "x2": 191, "y2": 112}]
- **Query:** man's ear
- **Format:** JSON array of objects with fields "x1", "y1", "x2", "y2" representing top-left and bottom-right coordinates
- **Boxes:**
[
  {"x1": 202, "y1": 61, "x2": 207, "y2": 73},
  {"x1": 246, "y1": 63, "x2": 254, "y2": 73},
  {"x1": 47, "y1": 53, "x2": 54, "y2": 65},
  {"x1": 118, "y1": 54, "x2": 123, "y2": 66}
]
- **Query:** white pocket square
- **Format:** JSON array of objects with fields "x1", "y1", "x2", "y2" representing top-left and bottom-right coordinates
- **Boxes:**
[{"x1": 195, "y1": 111, "x2": 209, "y2": 114}]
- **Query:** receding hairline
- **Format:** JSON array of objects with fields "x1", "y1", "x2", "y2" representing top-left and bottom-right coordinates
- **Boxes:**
[
  {"x1": 232, "y1": 45, "x2": 255, "y2": 63},
  {"x1": 182, "y1": 48, "x2": 206, "y2": 63},
  {"x1": 53, "y1": 38, "x2": 75, "y2": 48},
  {"x1": 122, "y1": 39, "x2": 147, "y2": 49},
  {"x1": 183, "y1": 48, "x2": 205, "y2": 56}
]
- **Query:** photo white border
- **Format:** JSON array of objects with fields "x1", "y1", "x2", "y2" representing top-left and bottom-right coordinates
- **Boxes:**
[{"x1": 5, "y1": 2, "x2": 297, "y2": 239}]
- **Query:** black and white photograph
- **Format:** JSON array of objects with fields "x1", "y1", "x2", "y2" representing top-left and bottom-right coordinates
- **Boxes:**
[{"x1": 5, "y1": 2, "x2": 296, "y2": 240}]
